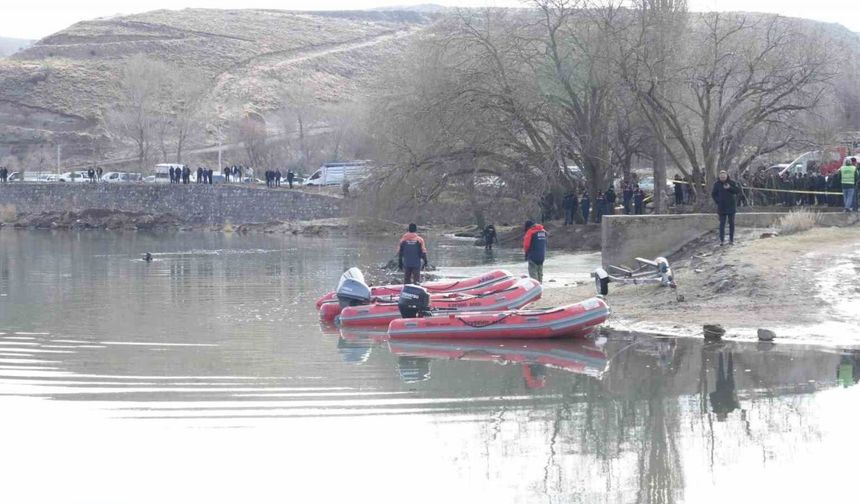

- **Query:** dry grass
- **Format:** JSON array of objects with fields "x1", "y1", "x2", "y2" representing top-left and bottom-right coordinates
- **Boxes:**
[{"x1": 777, "y1": 208, "x2": 820, "y2": 235}]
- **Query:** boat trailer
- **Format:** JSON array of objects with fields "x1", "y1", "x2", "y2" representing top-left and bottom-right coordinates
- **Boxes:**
[{"x1": 591, "y1": 257, "x2": 676, "y2": 296}]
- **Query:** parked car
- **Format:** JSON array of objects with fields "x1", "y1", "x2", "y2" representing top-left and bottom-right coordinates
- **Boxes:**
[{"x1": 58, "y1": 171, "x2": 90, "y2": 183}]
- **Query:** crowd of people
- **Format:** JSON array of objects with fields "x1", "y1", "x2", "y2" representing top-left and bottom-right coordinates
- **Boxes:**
[
  {"x1": 560, "y1": 183, "x2": 649, "y2": 225},
  {"x1": 264, "y1": 169, "x2": 296, "y2": 188}
]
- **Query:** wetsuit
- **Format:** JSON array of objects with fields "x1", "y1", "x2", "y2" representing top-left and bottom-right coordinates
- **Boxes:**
[
  {"x1": 483, "y1": 225, "x2": 498, "y2": 251},
  {"x1": 398, "y1": 232, "x2": 428, "y2": 284}
]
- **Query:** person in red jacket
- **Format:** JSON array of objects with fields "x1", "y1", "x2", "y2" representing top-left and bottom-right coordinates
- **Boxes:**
[
  {"x1": 523, "y1": 220, "x2": 547, "y2": 283},
  {"x1": 398, "y1": 223, "x2": 428, "y2": 285}
]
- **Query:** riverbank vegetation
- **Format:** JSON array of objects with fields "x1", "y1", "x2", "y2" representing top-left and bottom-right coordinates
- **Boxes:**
[{"x1": 359, "y1": 1, "x2": 853, "y2": 224}]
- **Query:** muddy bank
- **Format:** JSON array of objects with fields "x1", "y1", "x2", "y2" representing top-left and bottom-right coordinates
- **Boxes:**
[
  {"x1": 450, "y1": 221, "x2": 601, "y2": 253},
  {"x1": 1, "y1": 209, "x2": 405, "y2": 237},
  {"x1": 537, "y1": 225, "x2": 860, "y2": 341},
  {"x1": 2, "y1": 209, "x2": 183, "y2": 230},
  {"x1": 230, "y1": 217, "x2": 403, "y2": 237}
]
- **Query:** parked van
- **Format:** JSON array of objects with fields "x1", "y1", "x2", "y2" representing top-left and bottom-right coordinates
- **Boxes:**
[
  {"x1": 103, "y1": 172, "x2": 143, "y2": 183},
  {"x1": 153, "y1": 163, "x2": 184, "y2": 184},
  {"x1": 304, "y1": 161, "x2": 370, "y2": 187}
]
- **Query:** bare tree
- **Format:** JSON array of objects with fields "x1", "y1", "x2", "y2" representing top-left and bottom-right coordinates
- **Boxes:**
[
  {"x1": 626, "y1": 13, "x2": 832, "y2": 202},
  {"x1": 104, "y1": 55, "x2": 172, "y2": 171}
]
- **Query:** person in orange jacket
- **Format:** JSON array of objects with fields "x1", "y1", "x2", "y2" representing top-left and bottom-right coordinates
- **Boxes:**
[
  {"x1": 398, "y1": 223, "x2": 428, "y2": 285},
  {"x1": 523, "y1": 220, "x2": 547, "y2": 283}
]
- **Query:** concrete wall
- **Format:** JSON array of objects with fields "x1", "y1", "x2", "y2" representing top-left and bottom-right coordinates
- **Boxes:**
[
  {"x1": 0, "y1": 183, "x2": 343, "y2": 224},
  {"x1": 601, "y1": 212, "x2": 860, "y2": 266}
]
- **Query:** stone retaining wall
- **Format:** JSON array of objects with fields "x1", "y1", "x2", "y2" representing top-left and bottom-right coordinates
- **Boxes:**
[{"x1": 0, "y1": 183, "x2": 343, "y2": 224}]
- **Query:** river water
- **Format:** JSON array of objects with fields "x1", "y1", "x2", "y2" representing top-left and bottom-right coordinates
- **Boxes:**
[{"x1": 0, "y1": 230, "x2": 857, "y2": 504}]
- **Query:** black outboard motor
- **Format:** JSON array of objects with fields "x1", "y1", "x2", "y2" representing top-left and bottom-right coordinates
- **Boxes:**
[
  {"x1": 336, "y1": 267, "x2": 372, "y2": 308},
  {"x1": 398, "y1": 284, "x2": 431, "y2": 318}
]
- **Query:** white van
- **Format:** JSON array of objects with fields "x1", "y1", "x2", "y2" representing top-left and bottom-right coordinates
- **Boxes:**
[
  {"x1": 304, "y1": 161, "x2": 369, "y2": 186},
  {"x1": 102, "y1": 172, "x2": 143, "y2": 183},
  {"x1": 153, "y1": 163, "x2": 185, "y2": 184}
]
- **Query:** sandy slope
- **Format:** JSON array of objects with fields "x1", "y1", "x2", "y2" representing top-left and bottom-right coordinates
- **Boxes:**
[{"x1": 536, "y1": 225, "x2": 860, "y2": 340}]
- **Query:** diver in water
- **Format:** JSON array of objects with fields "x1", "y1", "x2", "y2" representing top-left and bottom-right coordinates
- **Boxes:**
[
  {"x1": 143, "y1": 252, "x2": 153, "y2": 263},
  {"x1": 482, "y1": 224, "x2": 498, "y2": 252}
]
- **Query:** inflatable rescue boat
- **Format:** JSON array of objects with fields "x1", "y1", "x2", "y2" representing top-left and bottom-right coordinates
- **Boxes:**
[
  {"x1": 337, "y1": 278, "x2": 543, "y2": 327},
  {"x1": 319, "y1": 276, "x2": 522, "y2": 322},
  {"x1": 315, "y1": 268, "x2": 513, "y2": 309},
  {"x1": 387, "y1": 298, "x2": 610, "y2": 340}
]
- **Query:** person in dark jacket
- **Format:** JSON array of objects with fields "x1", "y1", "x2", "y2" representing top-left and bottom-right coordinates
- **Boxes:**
[
  {"x1": 580, "y1": 191, "x2": 591, "y2": 223},
  {"x1": 633, "y1": 185, "x2": 645, "y2": 215},
  {"x1": 197, "y1": 167, "x2": 204, "y2": 184},
  {"x1": 605, "y1": 186, "x2": 617, "y2": 216},
  {"x1": 711, "y1": 170, "x2": 740, "y2": 245},
  {"x1": 595, "y1": 191, "x2": 605, "y2": 223},
  {"x1": 622, "y1": 183, "x2": 634, "y2": 214},
  {"x1": 523, "y1": 220, "x2": 547, "y2": 283},
  {"x1": 673, "y1": 175, "x2": 684, "y2": 206},
  {"x1": 562, "y1": 193, "x2": 575, "y2": 225},
  {"x1": 398, "y1": 223, "x2": 428, "y2": 285},
  {"x1": 482, "y1": 224, "x2": 498, "y2": 251},
  {"x1": 287, "y1": 170, "x2": 295, "y2": 189}
]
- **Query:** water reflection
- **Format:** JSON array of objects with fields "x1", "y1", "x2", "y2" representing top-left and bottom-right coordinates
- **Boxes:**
[{"x1": 1, "y1": 230, "x2": 859, "y2": 503}]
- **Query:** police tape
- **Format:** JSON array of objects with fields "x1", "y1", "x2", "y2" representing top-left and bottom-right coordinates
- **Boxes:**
[{"x1": 669, "y1": 179, "x2": 844, "y2": 196}]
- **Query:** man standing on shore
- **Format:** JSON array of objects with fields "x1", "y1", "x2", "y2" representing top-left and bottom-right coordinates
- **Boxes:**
[
  {"x1": 562, "y1": 192, "x2": 575, "y2": 226},
  {"x1": 711, "y1": 170, "x2": 739, "y2": 246},
  {"x1": 523, "y1": 220, "x2": 547, "y2": 283},
  {"x1": 580, "y1": 191, "x2": 591, "y2": 223},
  {"x1": 840, "y1": 158, "x2": 856, "y2": 212},
  {"x1": 398, "y1": 223, "x2": 428, "y2": 285},
  {"x1": 605, "y1": 185, "x2": 617, "y2": 216}
]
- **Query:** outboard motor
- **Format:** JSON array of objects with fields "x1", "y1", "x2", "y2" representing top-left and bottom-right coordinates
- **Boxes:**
[
  {"x1": 336, "y1": 267, "x2": 372, "y2": 308},
  {"x1": 398, "y1": 284, "x2": 431, "y2": 318},
  {"x1": 655, "y1": 257, "x2": 675, "y2": 288}
]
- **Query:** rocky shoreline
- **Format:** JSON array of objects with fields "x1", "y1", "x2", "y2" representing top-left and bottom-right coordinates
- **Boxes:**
[{"x1": 1, "y1": 207, "x2": 600, "y2": 252}]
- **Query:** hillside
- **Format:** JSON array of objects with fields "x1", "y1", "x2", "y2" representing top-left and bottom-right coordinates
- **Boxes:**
[
  {"x1": 0, "y1": 9, "x2": 434, "y2": 162},
  {"x1": 1, "y1": 8, "x2": 858, "y2": 168}
]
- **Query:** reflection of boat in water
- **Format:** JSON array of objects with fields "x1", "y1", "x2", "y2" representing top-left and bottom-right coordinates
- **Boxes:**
[
  {"x1": 388, "y1": 338, "x2": 609, "y2": 379},
  {"x1": 336, "y1": 328, "x2": 389, "y2": 365}
]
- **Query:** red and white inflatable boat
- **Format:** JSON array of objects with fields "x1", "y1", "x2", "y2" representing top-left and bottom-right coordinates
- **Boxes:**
[
  {"x1": 387, "y1": 298, "x2": 610, "y2": 340},
  {"x1": 319, "y1": 276, "x2": 522, "y2": 322},
  {"x1": 338, "y1": 278, "x2": 543, "y2": 327},
  {"x1": 315, "y1": 269, "x2": 512, "y2": 309}
]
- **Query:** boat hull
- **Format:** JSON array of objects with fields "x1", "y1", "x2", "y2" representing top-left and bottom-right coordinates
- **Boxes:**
[{"x1": 387, "y1": 298, "x2": 610, "y2": 340}]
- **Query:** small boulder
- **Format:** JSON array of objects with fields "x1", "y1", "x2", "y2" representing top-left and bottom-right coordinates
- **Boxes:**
[
  {"x1": 757, "y1": 328, "x2": 776, "y2": 342},
  {"x1": 760, "y1": 231, "x2": 779, "y2": 239},
  {"x1": 703, "y1": 324, "x2": 725, "y2": 341}
]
